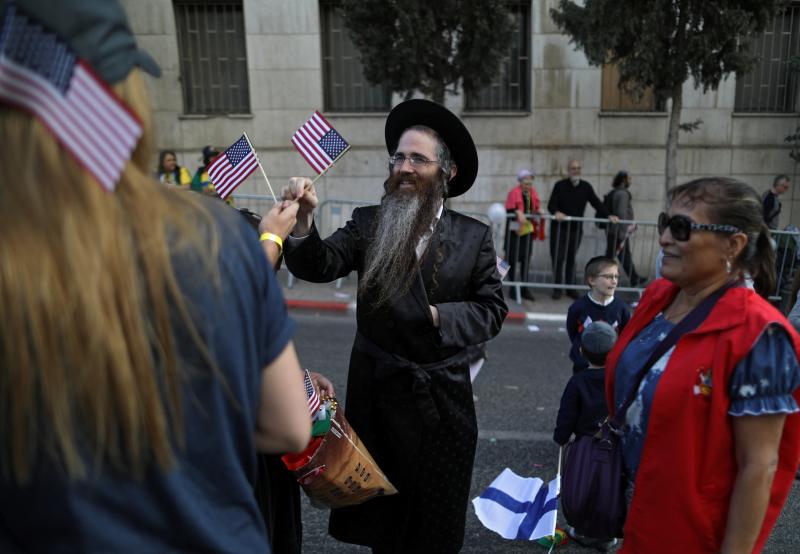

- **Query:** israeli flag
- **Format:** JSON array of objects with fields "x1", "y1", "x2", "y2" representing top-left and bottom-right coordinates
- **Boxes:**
[{"x1": 472, "y1": 468, "x2": 559, "y2": 540}]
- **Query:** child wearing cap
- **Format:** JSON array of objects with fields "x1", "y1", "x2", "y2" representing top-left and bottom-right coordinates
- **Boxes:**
[
  {"x1": 553, "y1": 321, "x2": 619, "y2": 551},
  {"x1": 566, "y1": 256, "x2": 631, "y2": 373}
]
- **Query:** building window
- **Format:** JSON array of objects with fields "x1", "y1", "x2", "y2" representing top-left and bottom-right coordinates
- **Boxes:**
[
  {"x1": 735, "y1": 3, "x2": 800, "y2": 113},
  {"x1": 320, "y1": 1, "x2": 392, "y2": 113},
  {"x1": 173, "y1": 0, "x2": 250, "y2": 115},
  {"x1": 601, "y1": 63, "x2": 665, "y2": 112},
  {"x1": 464, "y1": 2, "x2": 530, "y2": 112}
]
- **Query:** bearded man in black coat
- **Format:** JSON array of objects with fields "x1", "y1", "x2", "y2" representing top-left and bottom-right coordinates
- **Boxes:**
[{"x1": 282, "y1": 99, "x2": 507, "y2": 553}]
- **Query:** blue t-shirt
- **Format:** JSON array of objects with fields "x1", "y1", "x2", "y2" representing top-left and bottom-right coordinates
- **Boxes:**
[
  {"x1": 614, "y1": 315, "x2": 800, "y2": 478},
  {"x1": 0, "y1": 201, "x2": 294, "y2": 553}
]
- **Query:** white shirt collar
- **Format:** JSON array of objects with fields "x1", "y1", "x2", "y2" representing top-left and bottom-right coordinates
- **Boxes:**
[
  {"x1": 415, "y1": 202, "x2": 444, "y2": 259},
  {"x1": 588, "y1": 291, "x2": 614, "y2": 306}
]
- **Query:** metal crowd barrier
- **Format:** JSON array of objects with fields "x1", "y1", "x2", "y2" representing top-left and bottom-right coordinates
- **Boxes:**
[
  {"x1": 495, "y1": 213, "x2": 659, "y2": 304},
  {"x1": 232, "y1": 194, "x2": 800, "y2": 309}
]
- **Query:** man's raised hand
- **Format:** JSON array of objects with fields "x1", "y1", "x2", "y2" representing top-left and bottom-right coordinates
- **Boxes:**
[{"x1": 283, "y1": 177, "x2": 317, "y2": 236}]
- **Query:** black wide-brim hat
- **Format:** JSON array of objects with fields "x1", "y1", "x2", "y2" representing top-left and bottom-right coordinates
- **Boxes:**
[{"x1": 385, "y1": 99, "x2": 478, "y2": 198}]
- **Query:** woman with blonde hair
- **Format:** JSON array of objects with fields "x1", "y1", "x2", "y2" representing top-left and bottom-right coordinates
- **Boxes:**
[{"x1": 0, "y1": 0, "x2": 310, "y2": 551}]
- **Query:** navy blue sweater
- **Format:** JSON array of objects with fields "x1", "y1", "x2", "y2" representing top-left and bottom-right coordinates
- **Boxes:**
[
  {"x1": 553, "y1": 367, "x2": 609, "y2": 445},
  {"x1": 566, "y1": 293, "x2": 631, "y2": 370}
]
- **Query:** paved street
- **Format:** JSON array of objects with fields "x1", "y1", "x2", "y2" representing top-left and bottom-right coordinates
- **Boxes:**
[{"x1": 289, "y1": 310, "x2": 800, "y2": 553}]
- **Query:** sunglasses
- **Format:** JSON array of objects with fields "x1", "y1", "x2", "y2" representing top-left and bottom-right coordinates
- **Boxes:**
[{"x1": 657, "y1": 212, "x2": 742, "y2": 242}]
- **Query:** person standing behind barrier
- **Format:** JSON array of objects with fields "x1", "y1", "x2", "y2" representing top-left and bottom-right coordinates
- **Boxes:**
[
  {"x1": 605, "y1": 170, "x2": 645, "y2": 287},
  {"x1": 553, "y1": 321, "x2": 619, "y2": 552},
  {"x1": 157, "y1": 149, "x2": 191, "y2": 186},
  {"x1": 605, "y1": 177, "x2": 800, "y2": 552},
  {"x1": 548, "y1": 160, "x2": 618, "y2": 300},
  {"x1": 504, "y1": 168, "x2": 543, "y2": 301},
  {"x1": 763, "y1": 174, "x2": 790, "y2": 230},
  {"x1": 566, "y1": 257, "x2": 630, "y2": 374},
  {"x1": 0, "y1": 2, "x2": 311, "y2": 551},
  {"x1": 191, "y1": 145, "x2": 219, "y2": 193}
]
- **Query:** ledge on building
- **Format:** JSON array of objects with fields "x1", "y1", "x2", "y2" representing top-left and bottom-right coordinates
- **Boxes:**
[
  {"x1": 731, "y1": 112, "x2": 798, "y2": 118},
  {"x1": 461, "y1": 111, "x2": 531, "y2": 117},
  {"x1": 598, "y1": 111, "x2": 668, "y2": 118},
  {"x1": 323, "y1": 112, "x2": 389, "y2": 118},
  {"x1": 178, "y1": 113, "x2": 254, "y2": 120}
]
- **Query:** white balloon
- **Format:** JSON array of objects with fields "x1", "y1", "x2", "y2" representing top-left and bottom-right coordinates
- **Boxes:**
[{"x1": 487, "y1": 202, "x2": 506, "y2": 225}]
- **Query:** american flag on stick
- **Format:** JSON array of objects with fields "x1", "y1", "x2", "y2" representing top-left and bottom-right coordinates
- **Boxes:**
[
  {"x1": 207, "y1": 135, "x2": 259, "y2": 200},
  {"x1": 304, "y1": 369, "x2": 321, "y2": 415},
  {"x1": 291, "y1": 110, "x2": 349, "y2": 175},
  {"x1": 0, "y1": 2, "x2": 142, "y2": 191}
]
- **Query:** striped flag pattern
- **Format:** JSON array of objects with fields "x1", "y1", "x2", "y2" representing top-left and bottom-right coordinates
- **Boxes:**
[
  {"x1": 291, "y1": 110, "x2": 349, "y2": 174},
  {"x1": 496, "y1": 256, "x2": 510, "y2": 280},
  {"x1": 473, "y1": 468, "x2": 560, "y2": 541},
  {"x1": 304, "y1": 369, "x2": 321, "y2": 415},
  {"x1": 0, "y1": 1, "x2": 142, "y2": 191},
  {"x1": 207, "y1": 135, "x2": 258, "y2": 200}
]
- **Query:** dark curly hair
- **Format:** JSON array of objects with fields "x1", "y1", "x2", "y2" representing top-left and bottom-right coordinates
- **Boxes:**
[{"x1": 668, "y1": 177, "x2": 775, "y2": 298}]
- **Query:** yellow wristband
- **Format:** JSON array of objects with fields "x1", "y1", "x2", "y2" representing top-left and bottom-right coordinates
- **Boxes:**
[{"x1": 259, "y1": 232, "x2": 283, "y2": 253}]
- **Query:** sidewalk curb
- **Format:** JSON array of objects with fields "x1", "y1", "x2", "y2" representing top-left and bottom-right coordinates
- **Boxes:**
[{"x1": 285, "y1": 299, "x2": 566, "y2": 324}]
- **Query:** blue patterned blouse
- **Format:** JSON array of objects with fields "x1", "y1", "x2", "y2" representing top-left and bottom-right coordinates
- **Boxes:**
[{"x1": 614, "y1": 315, "x2": 800, "y2": 478}]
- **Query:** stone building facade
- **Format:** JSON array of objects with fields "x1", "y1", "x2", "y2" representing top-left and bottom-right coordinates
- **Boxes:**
[{"x1": 124, "y1": 0, "x2": 800, "y2": 228}]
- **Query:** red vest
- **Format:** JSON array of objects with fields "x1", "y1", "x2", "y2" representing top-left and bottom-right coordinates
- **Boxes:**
[{"x1": 605, "y1": 279, "x2": 800, "y2": 553}]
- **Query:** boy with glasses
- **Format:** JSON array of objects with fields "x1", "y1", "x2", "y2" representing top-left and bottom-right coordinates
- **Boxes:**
[{"x1": 566, "y1": 256, "x2": 631, "y2": 373}]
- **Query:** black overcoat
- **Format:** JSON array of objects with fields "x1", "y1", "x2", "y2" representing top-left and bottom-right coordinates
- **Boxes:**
[{"x1": 284, "y1": 205, "x2": 507, "y2": 552}]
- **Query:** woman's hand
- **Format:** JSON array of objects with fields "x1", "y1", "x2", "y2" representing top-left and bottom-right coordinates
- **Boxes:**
[
  {"x1": 259, "y1": 201, "x2": 299, "y2": 241},
  {"x1": 720, "y1": 414, "x2": 786, "y2": 553},
  {"x1": 309, "y1": 371, "x2": 335, "y2": 398}
]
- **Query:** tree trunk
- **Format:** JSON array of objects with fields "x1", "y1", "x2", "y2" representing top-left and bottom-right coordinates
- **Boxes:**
[
  {"x1": 665, "y1": 83, "x2": 683, "y2": 197},
  {"x1": 431, "y1": 85, "x2": 445, "y2": 104}
]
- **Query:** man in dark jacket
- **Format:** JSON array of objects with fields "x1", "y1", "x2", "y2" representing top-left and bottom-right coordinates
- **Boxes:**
[
  {"x1": 604, "y1": 170, "x2": 644, "y2": 287},
  {"x1": 282, "y1": 99, "x2": 508, "y2": 553},
  {"x1": 547, "y1": 160, "x2": 618, "y2": 299},
  {"x1": 763, "y1": 174, "x2": 790, "y2": 230}
]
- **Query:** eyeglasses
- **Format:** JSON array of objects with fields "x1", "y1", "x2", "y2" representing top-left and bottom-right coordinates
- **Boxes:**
[
  {"x1": 657, "y1": 212, "x2": 742, "y2": 242},
  {"x1": 388, "y1": 153, "x2": 439, "y2": 168},
  {"x1": 597, "y1": 273, "x2": 619, "y2": 281}
]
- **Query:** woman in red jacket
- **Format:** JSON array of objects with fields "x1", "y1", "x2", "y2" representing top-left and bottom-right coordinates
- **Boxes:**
[{"x1": 605, "y1": 177, "x2": 800, "y2": 553}]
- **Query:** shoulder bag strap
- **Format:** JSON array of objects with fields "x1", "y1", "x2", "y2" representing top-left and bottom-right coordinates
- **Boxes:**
[{"x1": 612, "y1": 283, "x2": 735, "y2": 426}]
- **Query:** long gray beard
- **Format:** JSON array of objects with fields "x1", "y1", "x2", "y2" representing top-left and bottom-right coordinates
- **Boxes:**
[{"x1": 360, "y1": 182, "x2": 442, "y2": 309}]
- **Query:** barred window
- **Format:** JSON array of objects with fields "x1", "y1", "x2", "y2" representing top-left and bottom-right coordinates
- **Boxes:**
[
  {"x1": 173, "y1": 0, "x2": 250, "y2": 115},
  {"x1": 464, "y1": 2, "x2": 530, "y2": 112},
  {"x1": 601, "y1": 63, "x2": 665, "y2": 112},
  {"x1": 320, "y1": 1, "x2": 392, "y2": 113},
  {"x1": 735, "y1": 3, "x2": 800, "y2": 113}
]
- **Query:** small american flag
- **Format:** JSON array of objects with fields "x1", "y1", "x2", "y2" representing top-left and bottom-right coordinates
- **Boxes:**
[
  {"x1": 291, "y1": 110, "x2": 349, "y2": 174},
  {"x1": 207, "y1": 135, "x2": 258, "y2": 200},
  {"x1": 0, "y1": 1, "x2": 142, "y2": 191},
  {"x1": 496, "y1": 256, "x2": 510, "y2": 280},
  {"x1": 304, "y1": 369, "x2": 321, "y2": 415}
]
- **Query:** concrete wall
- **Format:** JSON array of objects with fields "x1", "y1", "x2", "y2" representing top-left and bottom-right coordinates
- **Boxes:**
[{"x1": 122, "y1": 0, "x2": 800, "y2": 227}]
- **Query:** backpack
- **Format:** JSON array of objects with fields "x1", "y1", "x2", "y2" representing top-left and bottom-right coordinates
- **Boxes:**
[{"x1": 595, "y1": 189, "x2": 617, "y2": 229}]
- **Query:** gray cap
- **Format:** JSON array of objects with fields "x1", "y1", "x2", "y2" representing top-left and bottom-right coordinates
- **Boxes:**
[
  {"x1": 580, "y1": 321, "x2": 617, "y2": 356},
  {"x1": 4, "y1": 0, "x2": 161, "y2": 84}
]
